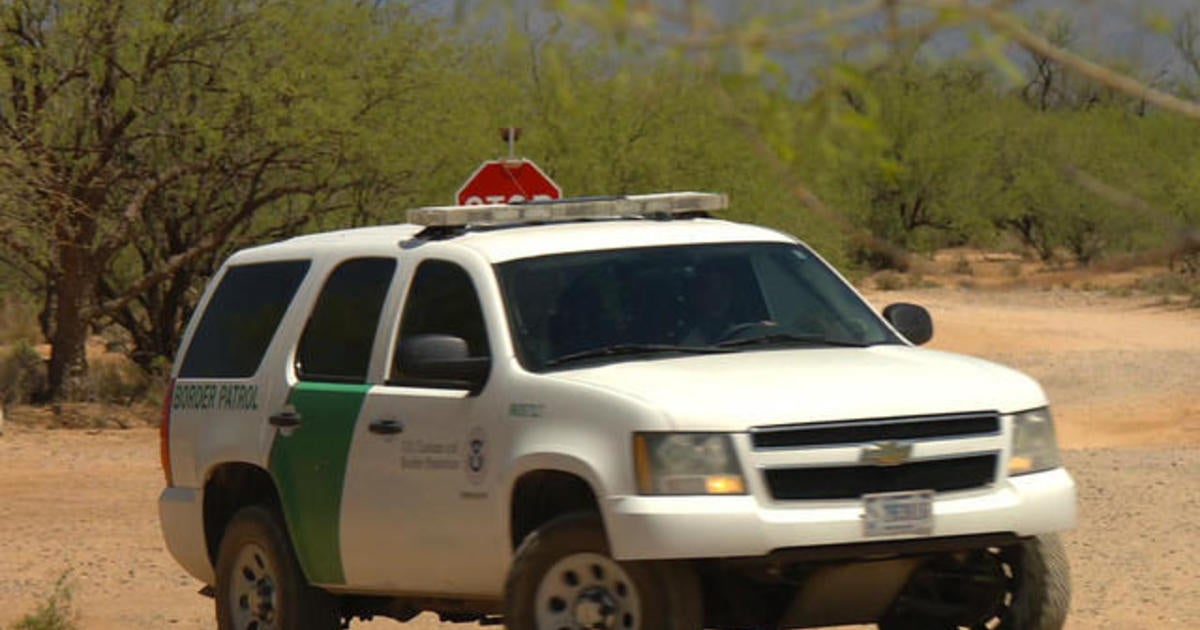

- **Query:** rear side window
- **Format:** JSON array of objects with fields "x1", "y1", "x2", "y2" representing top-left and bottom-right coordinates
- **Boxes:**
[
  {"x1": 179, "y1": 260, "x2": 310, "y2": 378},
  {"x1": 295, "y1": 257, "x2": 396, "y2": 383}
]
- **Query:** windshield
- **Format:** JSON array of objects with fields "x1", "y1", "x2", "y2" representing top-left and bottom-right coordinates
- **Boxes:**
[{"x1": 496, "y1": 242, "x2": 898, "y2": 371}]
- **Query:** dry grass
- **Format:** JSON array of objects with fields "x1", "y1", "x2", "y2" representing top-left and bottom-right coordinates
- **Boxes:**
[
  {"x1": 862, "y1": 247, "x2": 1198, "y2": 307},
  {"x1": 7, "y1": 572, "x2": 77, "y2": 630},
  {"x1": 1, "y1": 329, "x2": 163, "y2": 403},
  {"x1": 4, "y1": 402, "x2": 159, "y2": 430},
  {"x1": 0, "y1": 296, "x2": 39, "y2": 346}
]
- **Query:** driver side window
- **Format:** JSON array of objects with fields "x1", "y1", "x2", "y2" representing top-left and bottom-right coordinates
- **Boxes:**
[{"x1": 391, "y1": 259, "x2": 490, "y2": 382}]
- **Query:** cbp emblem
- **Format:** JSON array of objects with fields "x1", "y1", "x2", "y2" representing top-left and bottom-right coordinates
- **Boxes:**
[
  {"x1": 859, "y1": 441, "x2": 912, "y2": 467},
  {"x1": 466, "y1": 426, "x2": 487, "y2": 485}
]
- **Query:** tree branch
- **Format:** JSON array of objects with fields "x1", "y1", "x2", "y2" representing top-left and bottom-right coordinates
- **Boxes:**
[
  {"x1": 97, "y1": 161, "x2": 210, "y2": 257},
  {"x1": 91, "y1": 177, "x2": 334, "y2": 321}
]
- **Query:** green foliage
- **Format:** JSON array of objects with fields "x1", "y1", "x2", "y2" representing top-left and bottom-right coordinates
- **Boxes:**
[
  {"x1": 8, "y1": 572, "x2": 77, "y2": 630},
  {"x1": 464, "y1": 23, "x2": 846, "y2": 256},
  {"x1": 789, "y1": 60, "x2": 1188, "y2": 268},
  {"x1": 0, "y1": 0, "x2": 501, "y2": 396},
  {"x1": 534, "y1": 1, "x2": 1198, "y2": 271},
  {"x1": 814, "y1": 63, "x2": 1005, "y2": 258}
]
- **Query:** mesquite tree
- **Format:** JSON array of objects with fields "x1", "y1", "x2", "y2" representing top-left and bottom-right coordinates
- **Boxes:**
[{"x1": 0, "y1": 0, "x2": 462, "y2": 399}]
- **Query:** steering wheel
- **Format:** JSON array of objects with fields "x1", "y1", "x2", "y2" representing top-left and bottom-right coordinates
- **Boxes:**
[{"x1": 715, "y1": 320, "x2": 778, "y2": 343}]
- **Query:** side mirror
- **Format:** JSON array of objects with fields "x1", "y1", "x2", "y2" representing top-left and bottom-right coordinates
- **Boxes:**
[
  {"x1": 395, "y1": 334, "x2": 490, "y2": 392},
  {"x1": 883, "y1": 303, "x2": 933, "y2": 346}
]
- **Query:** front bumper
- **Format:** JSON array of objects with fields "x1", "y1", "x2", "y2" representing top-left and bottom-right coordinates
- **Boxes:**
[
  {"x1": 158, "y1": 486, "x2": 214, "y2": 585},
  {"x1": 604, "y1": 466, "x2": 1075, "y2": 561}
]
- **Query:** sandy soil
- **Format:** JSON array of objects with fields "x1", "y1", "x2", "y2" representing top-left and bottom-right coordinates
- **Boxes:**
[{"x1": 0, "y1": 287, "x2": 1196, "y2": 629}]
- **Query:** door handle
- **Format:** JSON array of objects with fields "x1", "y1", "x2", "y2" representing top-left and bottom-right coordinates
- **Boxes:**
[
  {"x1": 369, "y1": 419, "x2": 404, "y2": 435},
  {"x1": 269, "y1": 411, "x2": 302, "y2": 428}
]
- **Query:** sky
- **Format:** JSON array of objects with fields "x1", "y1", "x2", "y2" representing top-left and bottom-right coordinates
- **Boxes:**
[
  {"x1": 1037, "y1": 0, "x2": 1194, "y2": 69},
  {"x1": 417, "y1": 0, "x2": 1200, "y2": 80}
]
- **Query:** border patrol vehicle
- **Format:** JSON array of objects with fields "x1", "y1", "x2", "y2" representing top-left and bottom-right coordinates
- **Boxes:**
[{"x1": 158, "y1": 192, "x2": 1075, "y2": 629}]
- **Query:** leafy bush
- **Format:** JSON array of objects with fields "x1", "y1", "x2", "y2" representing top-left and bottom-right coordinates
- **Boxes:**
[{"x1": 8, "y1": 572, "x2": 77, "y2": 630}]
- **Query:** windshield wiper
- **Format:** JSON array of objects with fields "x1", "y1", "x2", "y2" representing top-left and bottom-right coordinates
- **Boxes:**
[
  {"x1": 546, "y1": 343, "x2": 731, "y2": 367},
  {"x1": 716, "y1": 333, "x2": 870, "y2": 349}
]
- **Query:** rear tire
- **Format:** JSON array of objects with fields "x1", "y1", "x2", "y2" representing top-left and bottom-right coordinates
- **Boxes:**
[
  {"x1": 880, "y1": 534, "x2": 1070, "y2": 630},
  {"x1": 214, "y1": 505, "x2": 340, "y2": 630},
  {"x1": 504, "y1": 512, "x2": 702, "y2": 630}
]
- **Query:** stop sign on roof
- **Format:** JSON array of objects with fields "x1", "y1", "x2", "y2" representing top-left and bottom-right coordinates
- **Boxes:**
[{"x1": 456, "y1": 159, "x2": 562, "y2": 206}]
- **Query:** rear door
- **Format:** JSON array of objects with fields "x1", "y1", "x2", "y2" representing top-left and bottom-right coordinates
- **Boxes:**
[{"x1": 266, "y1": 257, "x2": 397, "y2": 586}]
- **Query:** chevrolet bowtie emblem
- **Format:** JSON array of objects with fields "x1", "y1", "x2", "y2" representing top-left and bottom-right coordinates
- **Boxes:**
[{"x1": 860, "y1": 441, "x2": 913, "y2": 467}]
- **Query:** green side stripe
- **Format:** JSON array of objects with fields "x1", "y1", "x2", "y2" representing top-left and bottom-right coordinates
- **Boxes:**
[{"x1": 268, "y1": 381, "x2": 371, "y2": 585}]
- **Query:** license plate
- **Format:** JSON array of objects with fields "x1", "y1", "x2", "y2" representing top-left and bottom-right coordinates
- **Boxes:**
[{"x1": 862, "y1": 490, "x2": 934, "y2": 537}]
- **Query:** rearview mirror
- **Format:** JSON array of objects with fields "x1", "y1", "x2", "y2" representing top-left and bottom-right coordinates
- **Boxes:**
[{"x1": 883, "y1": 303, "x2": 933, "y2": 346}]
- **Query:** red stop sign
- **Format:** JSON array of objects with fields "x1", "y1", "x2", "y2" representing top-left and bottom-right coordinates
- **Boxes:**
[{"x1": 456, "y1": 159, "x2": 562, "y2": 205}]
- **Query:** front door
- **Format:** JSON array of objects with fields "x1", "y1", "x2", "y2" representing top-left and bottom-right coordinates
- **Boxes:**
[{"x1": 339, "y1": 258, "x2": 509, "y2": 596}]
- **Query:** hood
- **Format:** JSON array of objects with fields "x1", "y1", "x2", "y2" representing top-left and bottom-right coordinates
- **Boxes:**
[{"x1": 550, "y1": 346, "x2": 1046, "y2": 431}]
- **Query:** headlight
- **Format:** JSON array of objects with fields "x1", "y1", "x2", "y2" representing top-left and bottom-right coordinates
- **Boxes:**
[
  {"x1": 1009, "y1": 408, "x2": 1061, "y2": 475},
  {"x1": 633, "y1": 433, "x2": 746, "y2": 495}
]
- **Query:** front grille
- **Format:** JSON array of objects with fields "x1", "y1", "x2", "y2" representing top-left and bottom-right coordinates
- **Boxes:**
[
  {"x1": 750, "y1": 412, "x2": 1000, "y2": 449},
  {"x1": 763, "y1": 454, "x2": 997, "y2": 500}
]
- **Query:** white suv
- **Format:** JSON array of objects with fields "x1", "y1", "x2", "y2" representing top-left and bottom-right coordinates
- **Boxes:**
[{"x1": 158, "y1": 193, "x2": 1075, "y2": 630}]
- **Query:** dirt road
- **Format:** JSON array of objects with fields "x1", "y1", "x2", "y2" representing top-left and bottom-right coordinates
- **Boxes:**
[{"x1": 0, "y1": 287, "x2": 1196, "y2": 629}]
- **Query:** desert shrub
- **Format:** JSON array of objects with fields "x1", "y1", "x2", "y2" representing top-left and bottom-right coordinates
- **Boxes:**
[
  {"x1": 908, "y1": 273, "x2": 939, "y2": 289},
  {"x1": 874, "y1": 271, "x2": 906, "y2": 291},
  {"x1": 1136, "y1": 272, "x2": 1198, "y2": 295},
  {"x1": 0, "y1": 337, "x2": 159, "y2": 405},
  {"x1": 85, "y1": 357, "x2": 149, "y2": 404},
  {"x1": 8, "y1": 571, "x2": 77, "y2": 630},
  {"x1": 139, "y1": 357, "x2": 173, "y2": 412},
  {"x1": 1108, "y1": 286, "x2": 1133, "y2": 298},
  {"x1": 1172, "y1": 249, "x2": 1200, "y2": 277},
  {"x1": 0, "y1": 340, "x2": 47, "y2": 405}
]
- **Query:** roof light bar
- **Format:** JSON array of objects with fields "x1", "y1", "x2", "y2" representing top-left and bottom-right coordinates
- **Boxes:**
[{"x1": 407, "y1": 192, "x2": 728, "y2": 228}]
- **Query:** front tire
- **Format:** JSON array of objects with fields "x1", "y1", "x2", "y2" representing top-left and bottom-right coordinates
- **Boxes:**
[
  {"x1": 504, "y1": 512, "x2": 702, "y2": 630},
  {"x1": 214, "y1": 505, "x2": 340, "y2": 630},
  {"x1": 880, "y1": 534, "x2": 1070, "y2": 630}
]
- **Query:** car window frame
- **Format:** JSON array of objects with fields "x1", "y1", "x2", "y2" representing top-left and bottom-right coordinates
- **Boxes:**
[{"x1": 294, "y1": 256, "x2": 399, "y2": 385}]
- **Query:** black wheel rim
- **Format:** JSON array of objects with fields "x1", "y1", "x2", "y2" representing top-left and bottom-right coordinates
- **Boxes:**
[{"x1": 886, "y1": 545, "x2": 1024, "y2": 630}]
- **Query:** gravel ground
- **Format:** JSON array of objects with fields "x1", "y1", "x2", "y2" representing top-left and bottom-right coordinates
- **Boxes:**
[
  {"x1": 0, "y1": 430, "x2": 1195, "y2": 629},
  {"x1": 1060, "y1": 447, "x2": 1200, "y2": 629}
]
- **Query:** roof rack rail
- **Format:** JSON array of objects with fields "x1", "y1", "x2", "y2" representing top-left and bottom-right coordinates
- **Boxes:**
[{"x1": 407, "y1": 192, "x2": 728, "y2": 230}]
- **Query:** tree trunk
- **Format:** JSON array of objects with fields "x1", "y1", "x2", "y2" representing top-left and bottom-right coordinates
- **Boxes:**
[{"x1": 45, "y1": 242, "x2": 96, "y2": 402}]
